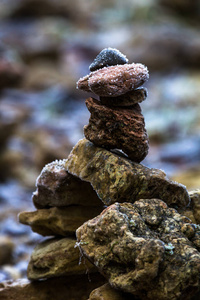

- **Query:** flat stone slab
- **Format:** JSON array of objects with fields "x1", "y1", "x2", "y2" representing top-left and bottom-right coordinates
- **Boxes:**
[
  {"x1": 19, "y1": 205, "x2": 102, "y2": 236},
  {"x1": 66, "y1": 138, "x2": 189, "y2": 209},
  {"x1": 0, "y1": 273, "x2": 105, "y2": 300},
  {"x1": 27, "y1": 237, "x2": 96, "y2": 280},
  {"x1": 77, "y1": 199, "x2": 200, "y2": 300},
  {"x1": 100, "y1": 88, "x2": 147, "y2": 107}
]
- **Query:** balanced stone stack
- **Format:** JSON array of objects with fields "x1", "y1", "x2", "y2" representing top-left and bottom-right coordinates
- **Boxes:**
[{"x1": 18, "y1": 48, "x2": 200, "y2": 300}]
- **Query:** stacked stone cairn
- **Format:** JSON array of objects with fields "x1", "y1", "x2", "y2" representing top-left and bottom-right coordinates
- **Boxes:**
[{"x1": 19, "y1": 48, "x2": 200, "y2": 300}]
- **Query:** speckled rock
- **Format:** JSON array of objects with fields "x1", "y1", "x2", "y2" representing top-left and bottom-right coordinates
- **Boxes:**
[
  {"x1": 89, "y1": 48, "x2": 128, "y2": 72},
  {"x1": 0, "y1": 274, "x2": 106, "y2": 300},
  {"x1": 66, "y1": 138, "x2": 189, "y2": 208},
  {"x1": 84, "y1": 97, "x2": 149, "y2": 162},
  {"x1": 180, "y1": 190, "x2": 200, "y2": 224},
  {"x1": 27, "y1": 237, "x2": 96, "y2": 280},
  {"x1": 19, "y1": 205, "x2": 102, "y2": 237},
  {"x1": 100, "y1": 88, "x2": 147, "y2": 107},
  {"x1": 76, "y1": 199, "x2": 200, "y2": 300},
  {"x1": 77, "y1": 63, "x2": 149, "y2": 97},
  {"x1": 88, "y1": 283, "x2": 135, "y2": 300},
  {"x1": 32, "y1": 159, "x2": 102, "y2": 208}
]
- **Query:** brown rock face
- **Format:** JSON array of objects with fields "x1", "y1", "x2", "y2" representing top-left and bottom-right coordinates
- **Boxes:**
[
  {"x1": 77, "y1": 63, "x2": 149, "y2": 97},
  {"x1": 0, "y1": 274, "x2": 106, "y2": 300},
  {"x1": 19, "y1": 205, "x2": 102, "y2": 236},
  {"x1": 88, "y1": 283, "x2": 135, "y2": 300},
  {"x1": 84, "y1": 97, "x2": 149, "y2": 163},
  {"x1": 76, "y1": 199, "x2": 200, "y2": 300},
  {"x1": 66, "y1": 138, "x2": 189, "y2": 209},
  {"x1": 32, "y1": 159, "x2": 102, "y2": 208},
  {"x1": 27, "y1": 237, "x2": 96, "y2": 280}
]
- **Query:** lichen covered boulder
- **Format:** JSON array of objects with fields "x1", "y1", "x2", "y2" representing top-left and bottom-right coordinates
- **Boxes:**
[
  {"x1": 32, "y1": 159, "x2": 102, "y2": 208},
  {"x1": 76, "y1": 199, "x2": 200, "y2": 300},
  {"x1": 84, "y1": 98, "x2": 149, "y2": 162},
  {"x1": 66, "y1": 138, "x2": 189, "y2": 208},
  {"x1": 77, "y1": 63, "x2": 149, "y2": 97}
]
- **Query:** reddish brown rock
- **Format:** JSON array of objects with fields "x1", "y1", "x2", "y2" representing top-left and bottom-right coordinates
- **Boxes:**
[
  {"x1": 77, "y1": 63, "x2": 149, "y2": 97},
  {"x1": 32, "y1": 159, "x2": 102, "y2": 208},
  {"x1": 84, "y1": 97, "x2": 149, "y2": 162},
  {"x1": 100, "y1": 88, "x2": 147, "y2": 107}
]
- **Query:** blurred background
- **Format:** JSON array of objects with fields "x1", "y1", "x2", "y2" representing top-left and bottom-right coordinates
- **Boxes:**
[{"x1": 0, "y1": 0, "x2": 200, "y2": 282}]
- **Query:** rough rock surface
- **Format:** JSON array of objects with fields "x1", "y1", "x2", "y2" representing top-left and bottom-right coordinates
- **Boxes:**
[
  {"x1": 84, "y1": 97, "x2": 149, "y2": 162},
  {"x1": 66, "y1": 138, "x2": 189, "y2": 208},
  {"x1": 27, "y1": 237, "x2": 96, "y2": 280},
  {"x1": 19, "y1": 205, "x2": 102, "y2": 236},
  {"x1": 88, "y1": 283, "x2": 135, "y2": 300},
  {"x1": 77, "y1": 63, "x2": 149, "y2": 97},
  {"x1": 0, "y1": 273, "x2": 106, "y2": 300},
  {"x1": 76, "y1": 199, "x2": 200, "y2": 300},
  {"x1": 89, "y1": 48, "x2": 128, "y2": 72},
  {"x1": 100, "y1": 88, "x2": 147, "y2": 107},
  {"x1": 32, "y1": 159, "x2": 102, "y2": 208},
  {"x1": 180, "y1": 190, "x2": 200, "y2": 224}
]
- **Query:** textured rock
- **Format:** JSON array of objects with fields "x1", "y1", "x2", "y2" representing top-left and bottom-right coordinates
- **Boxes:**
[
  {"x1": 19, "y1": 205, "x2": 102, "y2": 236},
  {"x1": 0, "y1": 273, "x2": 106, "y2": 300},
  {"x1": 181, "y1": 190, "x2": 200, "y2": 224},
  {"x1": 27, "y1": 237, "x2": 96, "y2": 280},
  {"x1": 66, "y1": 138, "x2": 189, "y2": 208},
  {"x1": 89, "y1": 48, "x2": 128, "y2": 72},
  {"x1": 32, "y1": 159, "x2": 102, "y2": 208},
  {"x1": 0, "y1": 236, "x2": 15, "y2": 266},
  {"x1": 76, "y1": 199, "x2": 200, "y2": 300},
  {"x1": 84, "y1": 97, "x2": 149, "y2": 162},
  {"x1": 100, "y1": 87, "x2": 147, "y2": 107},
  {"x1": 77, "y1": 63, "x2": 149, "y2": 97},
  {"x1": 88, "y1": 283, "x2": 135, "y2": 300}
]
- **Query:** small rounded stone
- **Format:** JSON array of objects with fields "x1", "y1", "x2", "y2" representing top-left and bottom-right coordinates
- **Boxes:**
[{"x1": 89, "y1": 48, "x2": 128, "y2": 72}]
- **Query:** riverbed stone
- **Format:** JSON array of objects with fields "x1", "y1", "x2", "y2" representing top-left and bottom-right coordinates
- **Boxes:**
[
  {"x1": 0, "y1": 273, "x2": 106, "y2": 300},
  {"x1": 84, "y1": 98, "x2": 149, "y2": 163},
  {"x1": 27, "y1": 237, "x2": 96, "y2": 280},
  {"x1": 32, "y1": 159, "x2": 102, "y2": 208},
  {"x1": 66, "y1": 138, "x2": 189, "y2": 208},
  {"x1": 76, "y1": 199, "x2": 200, "y2": 300},
  {"x1": 19, "y1": 205, "x2": 103, "y2": 236}
]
